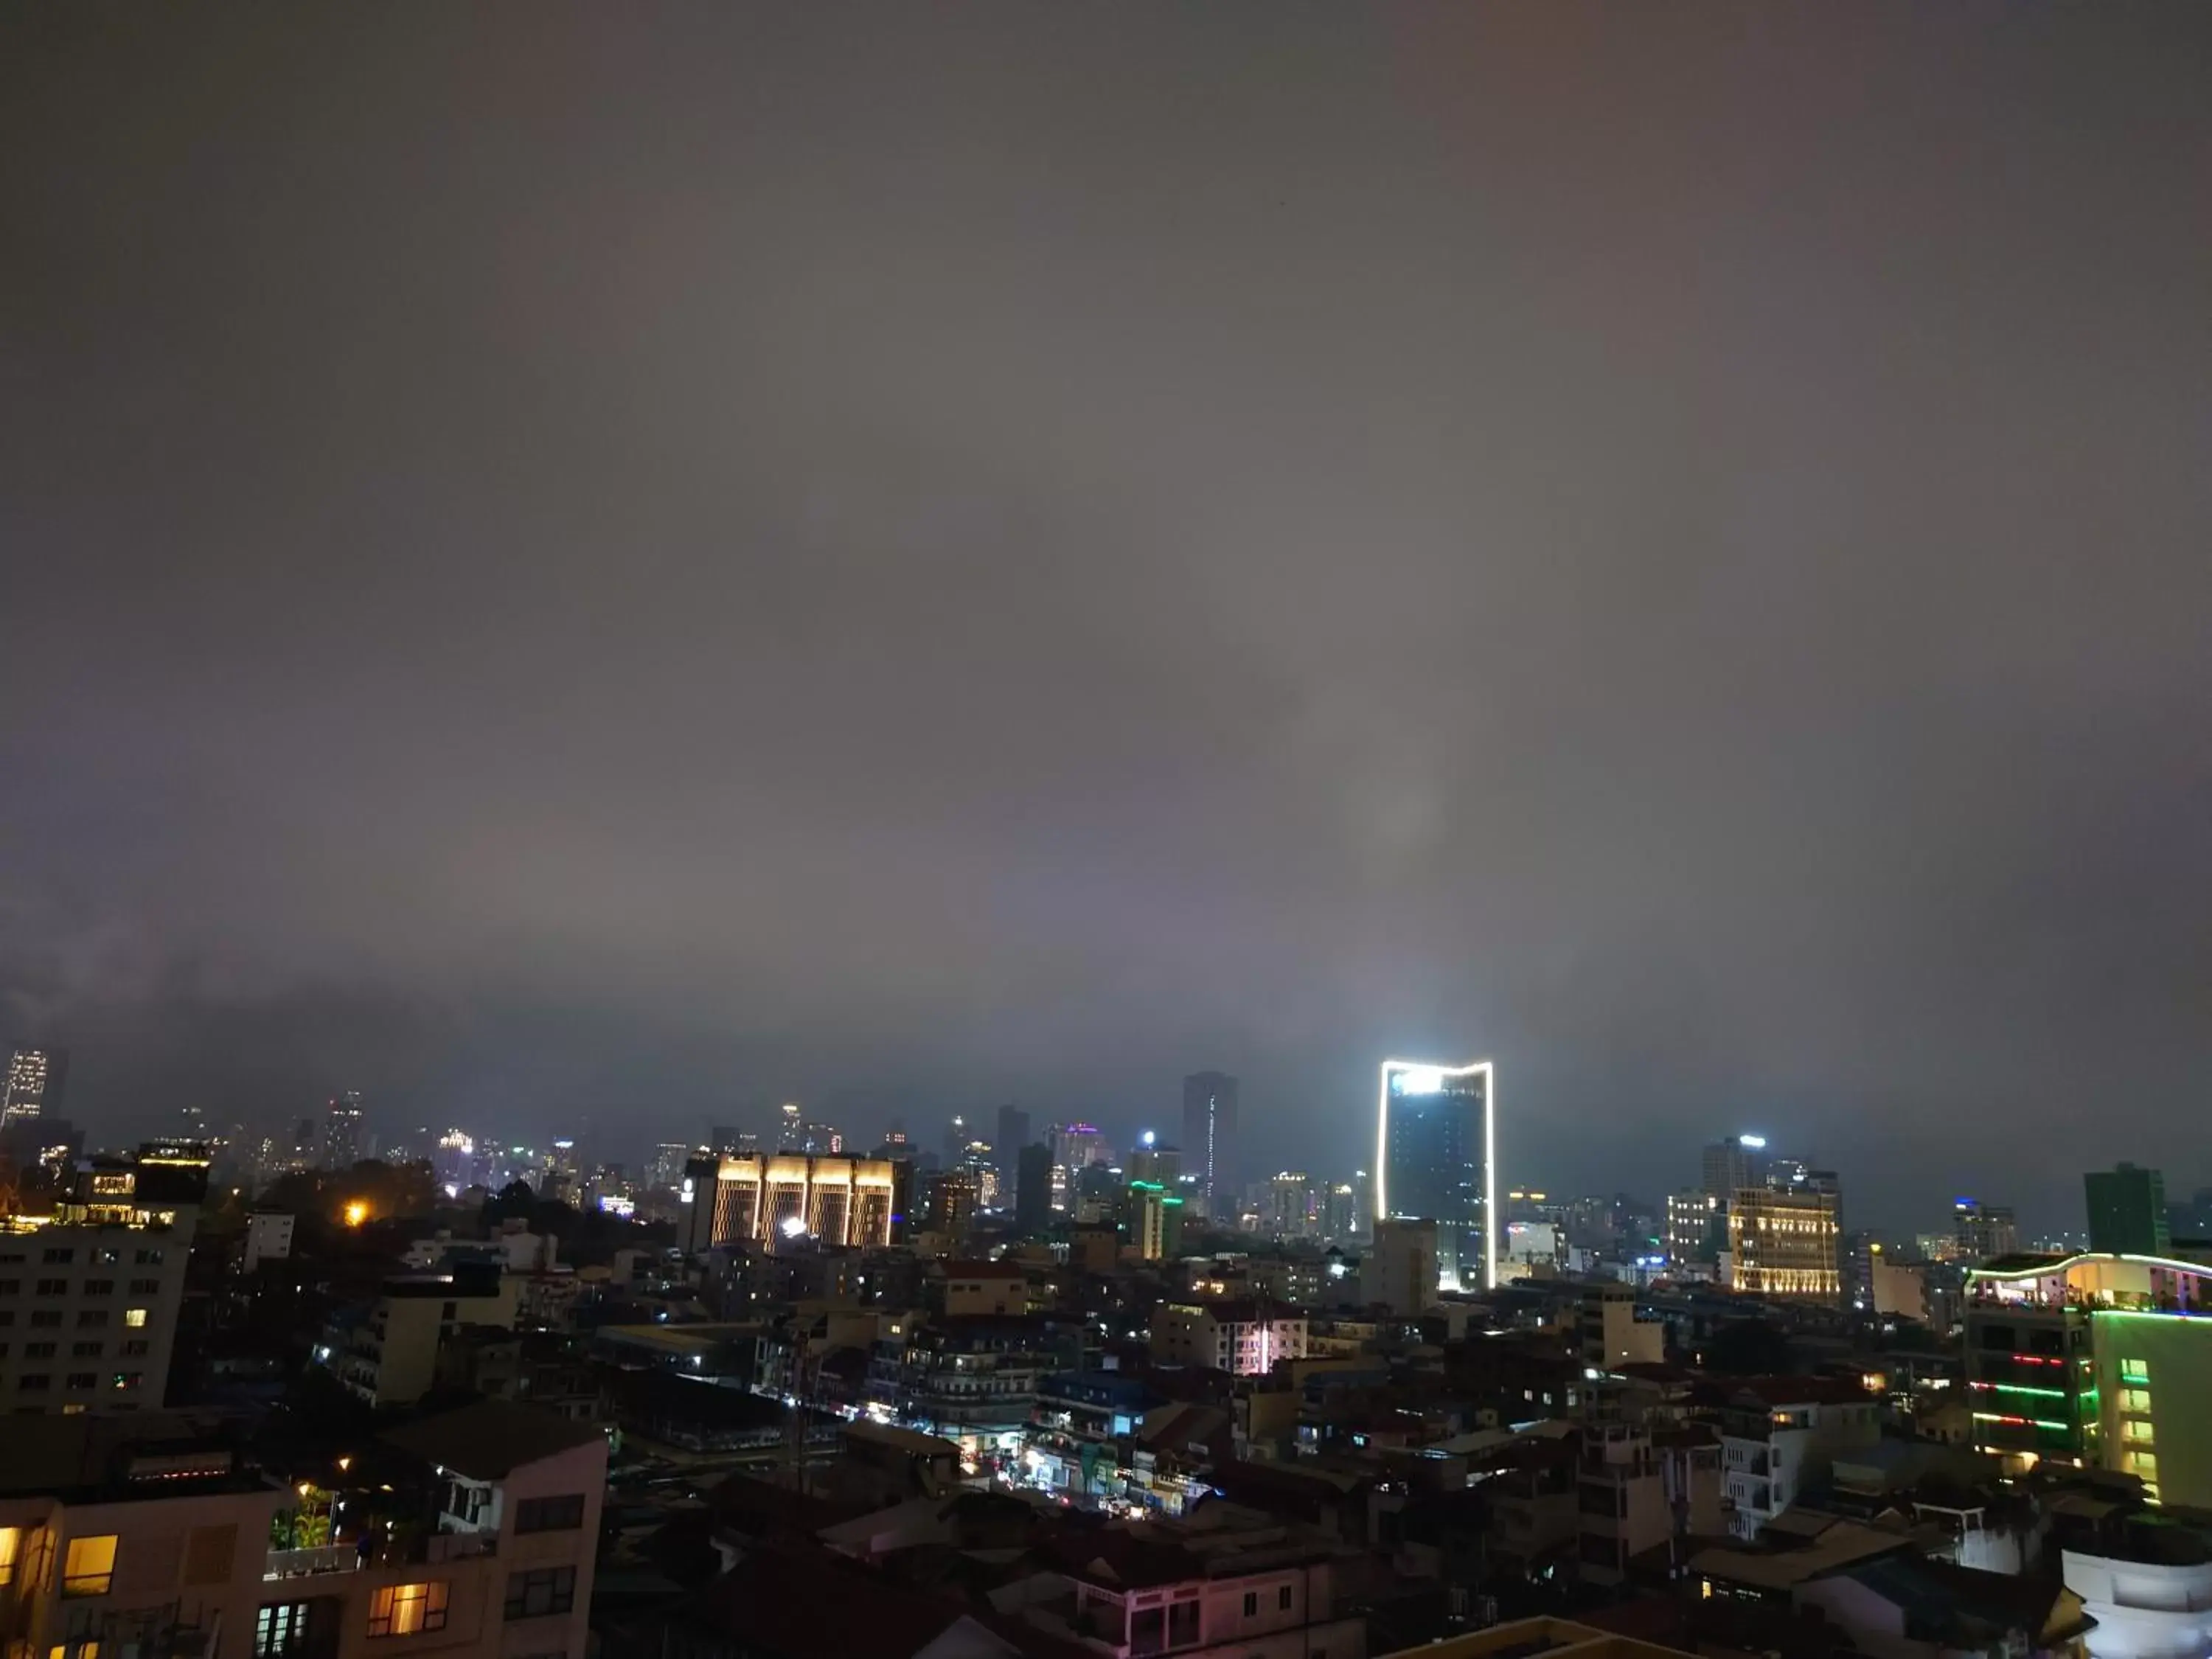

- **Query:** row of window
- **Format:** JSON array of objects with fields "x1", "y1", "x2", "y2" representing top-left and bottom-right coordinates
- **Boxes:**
[
  {"x1": 0, "y1": 1280, "x2": 164, "y2": 1298},
  {"x1": 11, "y1": 1372, "x2": 143, "y2": 1394},
  {"x1": 0, "y1": 1248, "x2": 166, "y2": 1267},
  {"x1": 0, "y1": 1310, "x2": 153, "y2": 1329},
  {"x1": 0, "y1": 1340, "x2": 151, "y2": 1360}
]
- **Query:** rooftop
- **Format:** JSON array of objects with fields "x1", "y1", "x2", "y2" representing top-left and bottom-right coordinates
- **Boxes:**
[{"x1": 381, "y1": 1400, "x2": 605, "y2": 1482}]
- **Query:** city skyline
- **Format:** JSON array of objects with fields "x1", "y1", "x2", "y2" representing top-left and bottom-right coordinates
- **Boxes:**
[{"x1": 5, "y1": 7, "x2": 2209, "y2": 1239}]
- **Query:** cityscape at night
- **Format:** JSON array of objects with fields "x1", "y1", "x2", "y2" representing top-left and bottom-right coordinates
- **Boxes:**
[{"x1": 3, "y1": 7, "x2": 2208, "y2": 1659}]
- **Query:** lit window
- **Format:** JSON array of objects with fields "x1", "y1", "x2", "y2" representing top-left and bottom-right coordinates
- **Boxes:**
[
  {"x1": 2126, "y1": 1420, "x2": 2156, "y2": 1443},
  {"x1": 63, "y1": 1534, "x2": 118, "y2": 1596},
  {"x1": 255, "y1": 1600, "x2": 313, "y2": 1656},
  {"x1": 367, "y1": 1582, "x2": 448, "y2": 1638},
  {"x1": 2122, "y1": 1358, "x2": 2151, "y2": 1385},
  {"x1": 124, "y1": 1310, "x2": 147, "y2": 1329},
  {"x1": 0, "y1": 1526, "x2": 17, "y2": 1586}
]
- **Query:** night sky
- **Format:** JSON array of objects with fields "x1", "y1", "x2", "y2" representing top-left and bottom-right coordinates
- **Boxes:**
[{"x1": 4, "y1": 6, "x2": 2208, "y2": 1232}]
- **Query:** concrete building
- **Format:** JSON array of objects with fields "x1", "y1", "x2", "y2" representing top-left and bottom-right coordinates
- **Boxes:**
[
  {"x1": 0, "y1": 1147, "x2": 204, "y2": 1413},
  {"x1": 318, "y1": 1265, "x2": 521, "y2": 1408},
  {"x1": 0, "y1": 1401, "x2": 602, "y2": 1659},
  {"x1": 1003, "y1": 1514, "x2": 1365, "y2": 1659},
  {"x1": 1953, "y1": 1198, "x2": 2019, "y2": 1264},
  {"x1": 1576, "y1": 1286, "x2": 1664, "y2": 1370},
  {"x1": 869, "y1": 1315, "x2": 1064, "y2": 1455},
  {"x1": 243, "y1": 1211, "x2": 296, "y2": 1272},
  {"x1": 1727, "y1": 1185, "x2": 1841, "y2": 1299},
  {"x1": 1150, "y1": 1301, "x2": 1307, "y2": 1377},
  {"x1": 1366, "y1": 1220, "x2": 1438, "y2": 1315},
  {"x1": 1015, "y1": 1143, "x2": 1054, "y2": 1234},
  {"x1": 1576, "y1": 1422, "x2": 1722, "y2": 1585},
  {"x1": 1717, "y1": 1378, "x2": 1881, "y2": 1539},
  {"x1": 2087, "y1": 1166, "x2": 2171, "y2": 1257},
  {"x1": 2065, "y1": 1528, "x2": 2212, "y2": 1659},
  {"x1": 941, "y1": 1260, "x2": 1028, "y2": 1317},
  {"x1": 320, "y1": 1091, "x2": 366, "y2": 1170},
  {"x1": 1701, "y1": 1135, "x2": 1767, "y2": 1200},
  {"x1": 1666, "y1": 1190, "x2": 1720, "y2": 1266},
  {"x1": 1868, "y1": 1253, "x2": 1928, "y2": 1322}
]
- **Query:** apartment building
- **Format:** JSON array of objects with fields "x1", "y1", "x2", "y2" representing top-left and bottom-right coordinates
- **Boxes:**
[
  {"x1": 1717, "y1": 1378, "x2": 1881, "y2": 1540},
  {"x1": 0, "y1": 1146, "x2": 204, "y2": 1414},
  {"x1": 1150, "y1": 1301, "x2": 1309, "y2": 1377},
  {"x1": 316, "y1": 1264, "x2": 520, "y2": 1408},
  {"x1": 1003, "y1": 1517, "x2": 1366, "y2": 1659},
  {"x1": 1575, "y1": 1422, "x2": 1723, "y2": 1585},
  {"x1": 0, "y1": 1399, "x2": 602, "y2": 1659}
]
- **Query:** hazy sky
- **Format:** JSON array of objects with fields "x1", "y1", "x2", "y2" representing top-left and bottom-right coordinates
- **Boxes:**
[{"x1": 4, "y1": 5, "x2": 2208, "y2": 1233}]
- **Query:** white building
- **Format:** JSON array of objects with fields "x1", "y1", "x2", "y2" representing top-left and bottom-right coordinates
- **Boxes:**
[
  {"x1": 243, "y1": 1211, "x2": 296, "y2": 1272},
  {"x1": 2065, "y1": 1540, "x2": 2212, "y2": 1659},
  {"x1": 1717, "y1": 1380, "x2": 1882, "y2": 1540}
]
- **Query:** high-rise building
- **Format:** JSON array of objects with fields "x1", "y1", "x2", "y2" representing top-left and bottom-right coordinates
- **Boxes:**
[
  {"x1": 1015, "y1": 1143, "x2": 1053, "y2": 1234},
  {"x1": 1953, "y1": 1198, "x2": 2019, "y2": 1264},
  {"x1": 320, "y1": 1092, "x2": 366, "y2": 1170},
  {"x1": 1266, "y1": 1172, "x2": 1315, "y2": 1239},
  {"x1": 2087, "y1": 1165, "x2": 2170, "y2": 1257},
  {"x1": 777, "y1": 1103, "x2": 802, "y2": 1149},
  {"x1": 1180, "y1": 1072, "x2": 1239, "y2": 1211},
  {"x1": 1048, "y1": 1122, "x2": 1109, "y2": 1213},
  {"x1": 995, "y1": 1105, "x2": 1030, "y2": 1196},
  {"x1": 1127, "y1": 1134, "x2": 1180, "y2": 1189},
  {"x1": 696, "y1": 1154, "x2": 897, "y2": 1252},
  {"x1": 1321, "y1": 1183, "x2": 1358, "y2": 1241},
  {"x1": 1, "y1": 1045, "x2": 67, "y2": 1127},
  {"x1": 1701, "y1": 1135, "x2": 1767, "y2": 1200},
  {"x1": 1726, "y1": 1186, "x2": 1841, "y2": 1298},
  {"x1": 919, "y1": 1170, "x2": 980, "y2": 1239},
  {"x1": 648, "y1": 1142, "x2": 693, "y2": 1192},
  {"x1": 1375, "y1": 1060, "x2": 1495, "y2": 1292},
  {"x1": 1666, "y1": 1191, "x2": 1722, "y2": 1265}
]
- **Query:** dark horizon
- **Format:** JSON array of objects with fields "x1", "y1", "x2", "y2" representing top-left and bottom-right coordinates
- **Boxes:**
[{"x1": 5, "y1": 5, "x2": 2210, "y2": 1239}]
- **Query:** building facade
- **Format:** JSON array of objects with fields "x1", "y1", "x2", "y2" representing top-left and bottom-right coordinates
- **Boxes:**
[
  {"x1": 699, "y1": 1155, "x2": 898, "y2": 1252},
  {"x1": 1150, "y1": 1301, "x2": 1307, "y2": 1377},
  {"x1": 1375, "y1": 1060, "x2": 1494, "y2": 1293},
  {"x1": 1181, "y1": 1072, "x2": 1239, "y2": 1214},
  {"x1": 1726, "y1": 1186, "x2": 1840, "y2": 1298},
  {"x1": 2087, "y1": 1166, "x2": 2171, "y2": 1257}
]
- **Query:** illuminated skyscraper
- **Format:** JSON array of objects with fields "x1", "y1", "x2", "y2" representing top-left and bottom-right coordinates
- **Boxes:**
[
  {"x1": 1180, "y1": 1072, "x2": 1238, "y2": 1211},
  {"x1": 320, "y1": 1092, "x2": 366, "y2": 1169},
  {"x1": 1, "y1": 1045, "x2": 66, "y2": 1127},
  {"x1": 1375, "y1": 1060, "x2": 1495, "y2": 1292}
]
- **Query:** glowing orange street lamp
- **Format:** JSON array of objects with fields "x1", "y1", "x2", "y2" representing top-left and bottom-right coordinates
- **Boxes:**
[{"x1": 343, "y1": 1201, "x2": 369, "y2": 1228}]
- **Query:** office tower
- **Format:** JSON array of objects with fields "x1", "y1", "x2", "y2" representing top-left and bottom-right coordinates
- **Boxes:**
[
  {"x1": 1322, "y1": 1183, "x2": 1358, "y2": 1241},
  {"x1": 319, "y1": 1093, "x2": 366, "y2": 1170},
  {"x1": 709, "y1": 1124, "x2": 751, "y2": 1155},
  {"x1": 1666, "y1": 1191, "x2": 1721, "y2": 1265},
  {"x1": 1267, "y1": 1172, "x2": 1315, "y2": 1239},
  {"x1": 647, "y1": 1142, "x2": 693, "y2": 1192},
  {"x1": 1127, "y1": 1135, "x2": 1180, "y2": 1189},
  {"x1": 1048, "y1": 1123, "x2": 1108, "y2": 1213},
  {"x1": 1953, "y1": 1198, "x2": 2019, "y2": 1264},
  {"x1": 943, "y1": 1115, "x2": 970, "y2": 1167},
  {"x1": 2087, "y1": 1165, "x2": 2171, "y2": 1256},
  {"x1": 1015, "y1": 1143, "x2": 1053, "y2": 1234},
  {"x1": 695, "y1": 1154, "x2": 897, "y2": 1252},
  {"x1": 995, "y1": 1105, "x2": 1030, "y2": 1194},
  {"x1": 919, "y1": 1170, "x2": 980, "y2": 1238},
  {"x1": 778, "y1": 1103, "x2": 802, "y2": 1148},
  {"x1": 0, "y1": 1144, "x2": 205, "y2": 1413},
  {"x1": 1368, "y1": 1219, "x2": 1440, "y2": 1315},
  {"x1": 1375, "y1": 1060, "x2": 1495, "y2": 1292},
  {"x1": 1, "y1": 1045, "x2": 67, "y2": 1127},
  {"x1": 1701, "y1": 1135, "x2": 1767, "y2": 1200},
  {"x1": 1726, "y1": 1186, "x2": 1841, "y2": 1298},
  {"x1": 1181, "y1": 1072, "x2": 1239, "y2": 1208}
]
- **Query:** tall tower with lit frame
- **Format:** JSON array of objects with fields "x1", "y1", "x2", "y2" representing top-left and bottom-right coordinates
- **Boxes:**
[{"x1": 1375, "y1": 1060, "x2": 1495, "y2": 1292}]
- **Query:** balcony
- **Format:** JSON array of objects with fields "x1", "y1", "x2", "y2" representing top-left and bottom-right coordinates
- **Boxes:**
[{"x1": 265, "y1": 1531, "x2": 498, "y2": 1582}]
